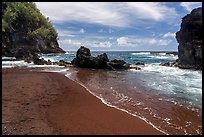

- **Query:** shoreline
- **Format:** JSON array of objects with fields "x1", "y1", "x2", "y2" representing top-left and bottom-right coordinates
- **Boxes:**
[
  {"x1": 2, "y1": 67, "x2": 164, "y2": 135},
  {"x1": 65, "y1": 72, "x2": 168, "y2": 135}
]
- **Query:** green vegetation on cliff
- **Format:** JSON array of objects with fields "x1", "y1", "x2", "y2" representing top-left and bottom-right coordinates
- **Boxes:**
[
  {"x1": 2, "y1": 2, "x2": 57, "y2": 40},
  {"x1": 2, "y1": 2, "x2": 65, "y2": 57}
]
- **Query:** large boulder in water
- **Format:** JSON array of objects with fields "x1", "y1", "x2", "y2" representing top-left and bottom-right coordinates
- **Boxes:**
[
  {"x1": 32, "y1": 53, "x2": 47, "y2": 65},
  {"x1": 76, "y1": 46, "x2": 91, "y2": 57},
  {"x1": 176, "y1": 7, "x2": 202, "y2": 70},
  {"x1": 71, "y1": 46, "x2": 109, "y2": 69},
  {"x1": 71, "y1": 46, "x2": 93, "y2": 68},
  {"x1": 72, "y1": 46, "x2": 140, "y2": 70},
  {"x1": 94, "y1": 53, "x2": 109, "y2": 69}
]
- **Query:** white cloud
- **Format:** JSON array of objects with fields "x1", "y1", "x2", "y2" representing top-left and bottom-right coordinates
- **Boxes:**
[
  {"x1": 180, "y1": 2, "x2": 202, "y2": 12},
  {"x1": 57, "y1": 28, "x2": 86, "y2": 37},
  {"x1": 59, "y1": 39, "x2": 112, "y2": 49},
  {"x1": 87, "y1": 41, "x2": 112, "y2": 48},
  {"x1": 117, "y1": 37, "x2": 128, "y2": 45},
  {"x1": 163, "y1": 32, "x2": 175, "y2": 38},
  {"x1": 117, "y1": 36, "x2": 172, "y2": 47},
  {"x1": 98, "y1": 28, "x2": 113, "y2": 33},
  {"x1": 79, "y1": 28, "x2": 85, "y2": 33},
  {"x1": 59, "y1": 39, "x2": 82, "y2": 47},
  {"x1": 35, "y1": 2, "x2": 178, "y2": 28},
  {"x1": 126, "y1": 2, "x2": 172, "y2": 21},
  {"x1": 57, "y1": 30, "x2": 76, "y2": 37},
  {"x1": 35, "y1": 2, "x2": 126, "y2": 27}
]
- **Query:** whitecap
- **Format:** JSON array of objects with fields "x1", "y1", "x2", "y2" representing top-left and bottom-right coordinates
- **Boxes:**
[
  {"x1": 65, "y1": 52, "x2": 75, "y2": 55},
  {"x1": 131, "y1": 52, "x2": 151, "y2": 55}
]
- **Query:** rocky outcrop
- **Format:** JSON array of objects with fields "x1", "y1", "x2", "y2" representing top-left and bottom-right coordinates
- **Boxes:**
[
  {"x1": 32, "y1": 54, "x2": 47, "y2": 65},
  {"x1": 71, "y1": 46, "x2": 140, "y2": 70},
  {"x1": 76, "y1": 46, "x2": 91, "y2": 57},
  {"x1": 23, "y1": 53, "x2": 72, "y2": 67},
  {"x1": 176, "y1": 7, "x2": 202, "y2": 70},
  {"x1": 56, "y1": 60, "x2": 72, "y2": 67},
  {"x1": 159, "y1": 61, "x2": 178, "y2": 67},
  {"x1": 135, "y1": 62, "x2": 145, "y2": 65},
  {"x1": 71, "y1": 46, "x2": 109, "y2": 69},
  {"x1": 166, "y1": 52, "x2": 178, "y2": 56},
  {"x1": 3, "y1": 35, "x2": 65, "y2": 59},
  {"x1": 107, "y1": 59, "x2": 130, "y2": 69}
]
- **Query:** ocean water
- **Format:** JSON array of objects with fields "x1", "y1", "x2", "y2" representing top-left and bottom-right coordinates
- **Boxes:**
[
  {"x1": 2, "y1": 51, "x2": 202, "y2": 135},
  {"x1": 38, "y1": 51, "x2": 178, "y2": 64}
]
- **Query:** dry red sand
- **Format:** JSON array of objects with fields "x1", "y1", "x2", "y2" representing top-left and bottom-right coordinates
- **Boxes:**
[{"x1": 2, "y1": 68, "x2": 163, "y2": 135}]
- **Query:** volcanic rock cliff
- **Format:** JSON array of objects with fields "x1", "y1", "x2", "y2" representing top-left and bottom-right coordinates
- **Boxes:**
[
  {"x1": 176, "y1": 7, "x2": 202, "y2": 70},
  {"x1": 2, "y1": 2, "x2": 65, "y2": 59}
]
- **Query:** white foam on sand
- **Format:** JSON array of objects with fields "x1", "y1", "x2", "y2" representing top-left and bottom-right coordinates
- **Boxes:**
[
  {"x1": 2, "y1": 60, "x2": 32, "y2": 68},
  {"x1": 41, "y1": 68, "x2": 69, "y2": 73}
]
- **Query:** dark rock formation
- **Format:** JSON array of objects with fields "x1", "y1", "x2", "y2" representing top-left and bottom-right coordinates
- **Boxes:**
[
  {"x1": 176, "y1": 7, "x2": 202, "y2": 70},
  {"x1": 160, "y1": 62, "x2": 170, "y2": 67},
  {"x1": 95, "y1": 53, "x2": 110, "y2": 68},
  {"x1": 3, "y1": 37, "x2": 65, "y2": 59},
  {"x1": 135, "y1": 62, "x2": 145, "y2": 65},
  {"x1": 159, "y1": 60, "x2": 178, "y2": 67},
  {"x1": 76, "y1": 46, "x2": 91, "y2": 57},
  {"x1": 166, "y1": 52, "x2": 178, "y2": 56},
  {"x1": 129, "y1": 64, "x2": 141, "y2": 70},
  {"x1": 171, "y1": 61, "x2": 178, "y2": 67},
  {"x1": 107, "y1": 59, "x2": 129, "y2": 69},
  {"x1": 71, "y1": 46, "x2": 109, "y2": 69},
  {"x1": 57, "y1": 60, "x2": 72, "y2": 67},
  {"x1": 46, "y1": 60, "x2": 52, "y2": 65},
  {"x1": 6, "y1": 38, "x2": 65, "y2": 65},
  {"x1": 150, "y1": 52, "x2": 161, "y2": 54},
  {"x1": 71, "y1": 46, "x2": 136, "y2": 70},
  {"x1": 32, "y1": 54, "x2": 47, "y2": 65}
]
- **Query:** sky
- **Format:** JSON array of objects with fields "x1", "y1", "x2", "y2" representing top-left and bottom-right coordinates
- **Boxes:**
[{"x1": 35, "y1": 2, "x2": 202, "y2": 51}]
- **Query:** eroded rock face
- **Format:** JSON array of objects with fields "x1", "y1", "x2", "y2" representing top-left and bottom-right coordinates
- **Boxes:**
[
  {"x1": 2, "y1": 32, "x2": 65, "y2": 59},
  {"x1": 176, "y1": 7, "x2": 202, "y2": 70}
]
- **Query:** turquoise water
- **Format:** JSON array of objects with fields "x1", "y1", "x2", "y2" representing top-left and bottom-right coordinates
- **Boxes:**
[{"x1": 39, "y1": 51, "x2": 177, "y2": 64}]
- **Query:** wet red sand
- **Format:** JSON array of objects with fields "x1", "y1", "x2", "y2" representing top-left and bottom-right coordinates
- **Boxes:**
[
  {"x1": 2, "y1": 68, "x2": 163, "y2": 135},
  {"x1": 72, "y1": 68, "x2": 202, "y2": 135}
]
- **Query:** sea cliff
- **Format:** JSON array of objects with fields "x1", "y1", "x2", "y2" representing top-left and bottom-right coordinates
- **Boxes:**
[{"x1": 176, "y1": 7, "x2": 202, "y2": 70}]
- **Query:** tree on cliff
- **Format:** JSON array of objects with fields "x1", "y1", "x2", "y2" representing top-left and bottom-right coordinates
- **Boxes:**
[{"x1": 2, "y1": 2, "x2": 65, "y2": 57}]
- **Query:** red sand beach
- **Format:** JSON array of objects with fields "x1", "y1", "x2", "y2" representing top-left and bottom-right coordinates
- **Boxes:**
[{"x1": 2, "y1": 68, "x2": 163, "y2": 135}]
